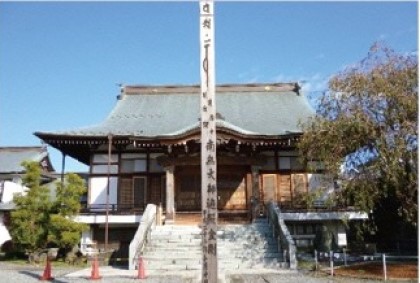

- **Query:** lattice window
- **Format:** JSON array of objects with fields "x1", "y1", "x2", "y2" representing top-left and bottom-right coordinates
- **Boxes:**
[{"x1": 119, "y1": 178, "x2": 133, "y2": 206}]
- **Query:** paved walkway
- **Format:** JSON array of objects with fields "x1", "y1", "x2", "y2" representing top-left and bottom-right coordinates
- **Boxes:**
[
  {"x1": 63, "y1": 266, "x2": 312, "y2": 282},
  {"x1": 63, "y1": 266, "x2": 388, "y2": 283},
  {"x1": 0, "y1": 262, "x2": 412, "y2": 283}
]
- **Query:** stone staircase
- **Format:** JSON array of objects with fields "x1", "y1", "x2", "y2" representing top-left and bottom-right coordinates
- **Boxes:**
[
  {"x1": 142, "y1": 225, "x2": 202, "y2": 273},
  {"x1": 218, "y1": 218, "x2": 286, "y2": 272},
  {"x1": 141, "y1": 218, "x2": 286, "y2": 275}
]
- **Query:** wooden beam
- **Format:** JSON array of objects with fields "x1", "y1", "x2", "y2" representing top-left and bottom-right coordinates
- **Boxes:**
[{"x1": 157, "y1": 154, "x2": 267, "y2": 167}]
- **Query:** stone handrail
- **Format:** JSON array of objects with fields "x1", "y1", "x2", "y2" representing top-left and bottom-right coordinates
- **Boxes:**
[
  {"x1": 129, "y1": 203, "x2": 156, "y2": 270},
  {"x1": 267, "y1": 201, "x2": 297, "y2": 269}
]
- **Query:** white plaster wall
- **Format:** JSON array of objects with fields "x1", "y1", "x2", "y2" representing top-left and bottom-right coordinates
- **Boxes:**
[
  {"x1": 1, "y1": 181, "x2": 27, "y2": 203},
  {"x1": 0, "y1": 182, "x2": 26, "y2": 247},
  {"x1": 89, "y1": 177, "x2": 118, "y2": 209},
  {"x1": 75, "y1": 214, "x2": 141, "y2": 224},
  {"x1": 0, "y1": 213, "x2": 12, "y2": 247}
]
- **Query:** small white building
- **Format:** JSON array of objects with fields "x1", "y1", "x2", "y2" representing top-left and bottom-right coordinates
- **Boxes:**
[{"x1": 0, "y1": 181, "x2": 28, "y2": 246}]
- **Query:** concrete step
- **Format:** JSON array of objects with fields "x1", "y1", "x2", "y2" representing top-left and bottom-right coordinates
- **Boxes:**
[
  {"x1": 145, "y1": 261, "x2": 202, "y2": 269},
  {"x1": 219, "y1": 244, "x2": 278, "y2": 251},
  {"x1": 154, "y1": 225, "x2": 201, "y2": 231},
  {"x1": 217, "y1": 251, "x2": 282, "y2": 258},
  {"x1": 218, "y1": 257, "x2": 282, "y2": 264},
  {"x1": 151, "y1": 233, "x2": 202, "y2": 238},
  {"x1": 143, "y1": 251, "x2": 201, "y2": 257},
  {"x1": 219, "y1": 225, "x2": 272, "y2": 230},
  {"x1": 219, "y1": 243, "x2": 277, "y2": 249},
  {"x1": 143, "y1": 252, "x2": 201, "y2": 258},
  {"x1": 143, "y1": 248, "x2": 201, "y2": 254},
  {"x1": 143, "y1": 255, "x2": 200, "y2": 261},
  {"x1": 145, "y1": 263, "x2": 202, "y2": 271},
  {"x1": 218, "y1": 240, "x2": 277, "y2": 247},
  {"x1": 152, "y1": 229, "x2": 202, "y2": 234},
  {"x1": 219, "y1": 262, "x2": 240, "y2": 270},
  {"x1": 146, "y1": 244, "x2": 201, "y2": 250},
  {"x1": 218, "y1": 259, "x2": 283, "y2": 267},
  {"x1": 224, "y1": 239, "x2": 275, "y2": 245},
  {"x1": 144, "y1": 253, "x2": 282, "y2": 262},
  {"x1": 143, "y1": 250, "x2": 202, "y2": 256},
  {"x1": 147, "y1": 244, "x2": 200, "y2": 250},
  {"x1": 218, "y1": 262, "x2": 285, "y2": 271},
  {"x1": 149, "y1": 238, "x2": 202, "y2": 244},
  {"x1": 218, "y1": 248, "x2": 279, "y2": 256},
  {"x1": 218, "y1": 235, "x2": 275, "y2": 242},
  {"x1": 219, "y1": 233, "x2": 273, "y2": 239},
  {"x1": 218, "y1": 228, "x2": 273, "y2": 233}
]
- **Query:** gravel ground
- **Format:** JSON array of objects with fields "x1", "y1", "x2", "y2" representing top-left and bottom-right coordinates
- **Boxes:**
[{"x1": 0, "y1": 262, "x2": 415, "y2": 283}]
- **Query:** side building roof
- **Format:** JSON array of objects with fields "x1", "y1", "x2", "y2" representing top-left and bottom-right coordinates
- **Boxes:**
[{"x1": 0, "y1": 146, "x2": 55, "y2": 174}]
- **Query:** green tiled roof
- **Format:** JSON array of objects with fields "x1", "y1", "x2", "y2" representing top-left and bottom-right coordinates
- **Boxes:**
[{"x1": 35, "y1": 83, "x2": 314, "y2": 139}]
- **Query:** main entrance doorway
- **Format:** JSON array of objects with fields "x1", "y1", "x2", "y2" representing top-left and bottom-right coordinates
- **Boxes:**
[
  {"x1": 176, "y1": 166, "x2": 201, "y2": 211},
  {"x1": 175, "y1": 165, "x2": 248, "y2": 212}
]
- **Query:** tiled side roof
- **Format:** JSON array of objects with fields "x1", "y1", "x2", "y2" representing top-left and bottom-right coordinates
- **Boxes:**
[
  {"x1": 0, "y1": 147, "x2": 49, "y2": 173},
  {"x1": 35, "y1": 83, "x2": 314, "y2": 139}
]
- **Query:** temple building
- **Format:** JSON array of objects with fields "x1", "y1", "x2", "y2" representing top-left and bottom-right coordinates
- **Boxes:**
[{"x1": 35, "y1": 83, "x2": 367, "y2": 258}]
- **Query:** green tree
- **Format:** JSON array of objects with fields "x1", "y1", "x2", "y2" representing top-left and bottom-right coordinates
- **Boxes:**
[
  {"x1": 299, "y1": 44, "x2": 418, "y2": 229},
  {"x1": 48, "y1": 173, "x2": 87, "y2": 250},
  {"x1": 10, "y1": 162, "x2": 87, "y2": 256},
  {"x1": 10, "y1": 161, "x2": 51, "y2": 254},
  {"x1": 54, "y1": 173, "x2": 85, "y2": 216}
]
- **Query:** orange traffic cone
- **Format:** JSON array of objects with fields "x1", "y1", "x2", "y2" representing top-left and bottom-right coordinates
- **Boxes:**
[
  {"x1": 137, "y1": 256, "x2": 146, "y2": 279},
  {"x1": 39, "y1": 257, "x2": 53, "y2": 281},
  {"x1": 90, "y1": 255, "x2": 101, "y2": 280}
]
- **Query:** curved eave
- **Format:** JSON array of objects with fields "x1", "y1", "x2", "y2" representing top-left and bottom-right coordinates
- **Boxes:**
[
  {"x1": 35, "y1": 125, "x2": 302, "y2": 165},
  {"x1": 35, "y1": 124, "x2": 302, "y2": 145},
  {"x1": 35, "y1": 117, "x2": 303, "y2": 142}
]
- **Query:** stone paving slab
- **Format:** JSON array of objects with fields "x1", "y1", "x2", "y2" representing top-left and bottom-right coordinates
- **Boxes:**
[{"x1": 65, "y1": 266, "x2": 201, "y2": 282}]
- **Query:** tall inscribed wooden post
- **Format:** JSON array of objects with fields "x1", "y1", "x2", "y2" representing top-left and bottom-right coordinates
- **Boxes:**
[{"x1": 200, "y1": 1, "x2": 217, "y2": 282}]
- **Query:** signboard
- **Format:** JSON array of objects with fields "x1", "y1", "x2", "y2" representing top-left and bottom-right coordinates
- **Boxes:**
[
  {"x1": 200, "y1": 1, "x2": 217, "y2": 283},
  {"x1": 338, "y1": 233, "x2": 347, "y2": 246}
]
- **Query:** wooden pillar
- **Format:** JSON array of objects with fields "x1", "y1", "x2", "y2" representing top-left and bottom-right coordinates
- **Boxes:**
[
  {"x1": 165, "y1": 166, "x2": 175, "y2": 224},
  {"x1": 251, "y1": 166, "x2": 261, "y2": 221},
  {"x1": 200, "y1": 1, "x2": 217, "y2": 282}
]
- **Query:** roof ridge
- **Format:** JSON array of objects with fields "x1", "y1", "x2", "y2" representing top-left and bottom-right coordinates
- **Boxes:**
[
  {"x1": 123, "y1": 82, "x2": 300, "y2": 95},
  {"x1": 0, "y1": 146, "x2": 44, "y2": 151}
]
